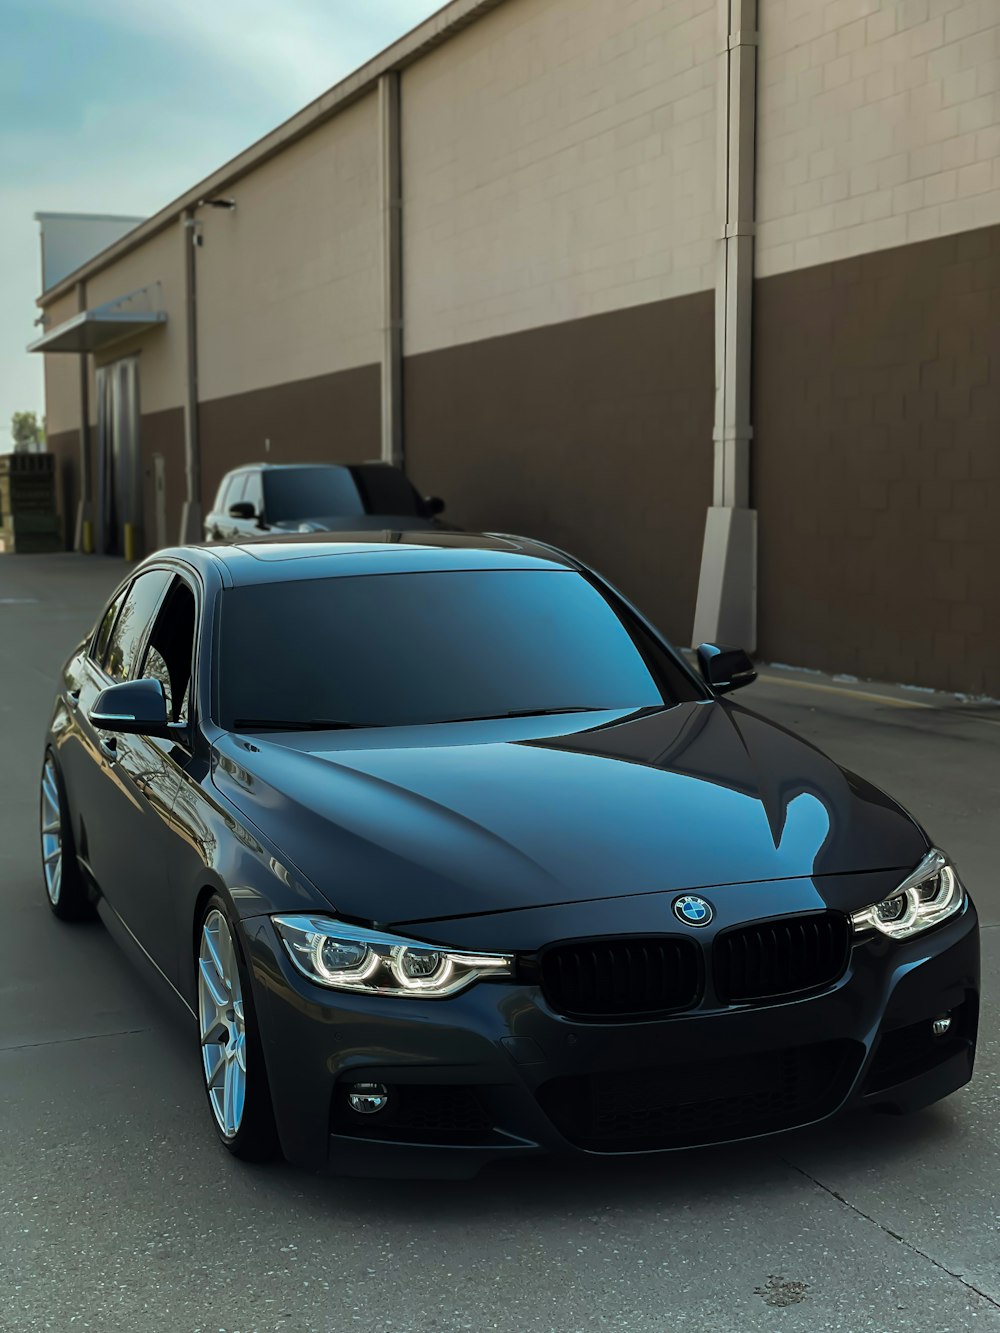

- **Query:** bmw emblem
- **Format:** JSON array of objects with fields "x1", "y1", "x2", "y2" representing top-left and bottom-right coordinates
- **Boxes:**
[{"x1": 673, "y1": 895, "x2": 714, "y2": 927}]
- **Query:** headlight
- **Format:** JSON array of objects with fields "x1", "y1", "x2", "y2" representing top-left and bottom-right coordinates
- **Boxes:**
[
  {"x1": 851, "y1": 850, "x2": 965, "y2": 940},
  {"x1": 272, "y1": 915, "x2": 514, "y2": 998}
]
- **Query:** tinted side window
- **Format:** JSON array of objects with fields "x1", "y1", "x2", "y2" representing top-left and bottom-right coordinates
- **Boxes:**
[
  {"x1": 140, "y1": 577, "x2": 197, "y2": 725},
  {"x1": 104, "y1": 569, "x2": 173, "y2": 683},
  {"x1": 91, "y1": 589, "x2": 126, "y2": 666}
]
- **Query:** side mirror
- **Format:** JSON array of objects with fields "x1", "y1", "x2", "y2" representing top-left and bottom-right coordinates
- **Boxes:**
[
  {"x1": 89, "y1": 678, "x2": 180, "y2": 739},
  {"x1": 423, "y1": 495, "x2": 446, "y2": 517},
  {"x1": 697, "y1": 643, "x2": 757, "y2": 695},
  {"x1": 228, "y1": 501, "x2": 257, "y2": 520}
]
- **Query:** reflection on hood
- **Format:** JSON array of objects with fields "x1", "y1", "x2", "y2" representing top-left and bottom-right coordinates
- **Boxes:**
[{"x1": 212, "y1": 699, "x2": 927, "y2": 924}]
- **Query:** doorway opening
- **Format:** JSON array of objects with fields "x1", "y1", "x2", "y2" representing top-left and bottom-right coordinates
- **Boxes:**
[{"x1": 95, "y1": 356, "x2": 141, "y2": 556}]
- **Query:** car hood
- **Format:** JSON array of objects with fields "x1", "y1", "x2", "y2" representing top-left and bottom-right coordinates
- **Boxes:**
[{"x1": 211, "y1": 700, "x2": 928, "y2": 926}]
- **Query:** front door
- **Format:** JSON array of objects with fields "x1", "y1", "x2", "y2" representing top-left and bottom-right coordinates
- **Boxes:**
[{"x1": 79, "y1": 568, "x2": 177, "y2": 963}]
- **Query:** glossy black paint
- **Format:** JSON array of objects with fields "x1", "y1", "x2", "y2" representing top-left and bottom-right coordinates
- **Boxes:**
[
  {"x1": 45, "y1": 530, "x2": 979, "y2": 1176},
  {"x1": 696, "y1": 642, "x2": 758, "y2": 694},
  {"x1": 90, "y1": 677, "x2": 180, "y2": 739}
]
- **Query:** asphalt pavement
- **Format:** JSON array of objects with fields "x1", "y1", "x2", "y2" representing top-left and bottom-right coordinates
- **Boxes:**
[{"x1": 1, "y1": 553, "x2": 998, "y2": 1333}]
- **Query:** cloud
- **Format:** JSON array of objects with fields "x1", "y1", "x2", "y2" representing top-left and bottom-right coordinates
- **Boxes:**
[
  {"x1": 42, "y1": 0, "x2": 446, "y2": 111},
  {"x1": 0, "y1": 0, "x2": 442, "y2": 448}
]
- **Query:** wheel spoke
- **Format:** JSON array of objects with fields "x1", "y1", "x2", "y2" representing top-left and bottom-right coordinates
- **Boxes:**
[
  {"x1": 202, "y1": 925, "x2": 227, "y2": 988},
  {"x1": 223, "y1": 1059, "x2": 238, "y2": 1135},
  {"x1": 201, "y1": 1016, "x2": 227, "y2": 1047},
  {"x1": 219, "y1": 924, "x2": 237, "y2": 990},
  {"x1": 198, "y1": 956, "x2": 228, "y2": 1008},
  {"x1": 43, "y1": 845, "x2": 61, "y2": 864},
  {"x1": 203, "y1": 1045, "x2": 226, "y2": 1086}
]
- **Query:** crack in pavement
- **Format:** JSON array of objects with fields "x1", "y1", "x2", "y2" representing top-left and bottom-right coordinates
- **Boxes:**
[
  {"x1": 0, "y1": 1027, "x2": 150, "y2": 1053},
  {"x1": 784, "y1": 1158, "x2": 1000, "y2": 1312}
]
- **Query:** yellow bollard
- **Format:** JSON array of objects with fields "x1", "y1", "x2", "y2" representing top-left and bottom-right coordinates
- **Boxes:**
[
  {"x1": 82, "y1": 519, "x2": 94, "y2": 555},
  {"x1": 123, "y1": 522, "x2": 136, "y2": 563}
]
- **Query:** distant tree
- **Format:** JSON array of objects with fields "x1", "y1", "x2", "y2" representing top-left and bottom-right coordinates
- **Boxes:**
[{"x1": 11, "y1": 411, "x2": 45, "y2": 453}]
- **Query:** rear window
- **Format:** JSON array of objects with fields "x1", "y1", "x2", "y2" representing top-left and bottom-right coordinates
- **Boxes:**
[
  {"x1": 262, "y1": 467, "x2": 423, "y2": 522},
  {"x1": 263, "y1": 469, "x2": 364, "y2": 522}
]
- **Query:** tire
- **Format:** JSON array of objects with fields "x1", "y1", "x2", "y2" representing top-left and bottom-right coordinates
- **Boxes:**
[
  {"x1": 40, "y1": 750, "x2": 93, "y2": 922},
  {"x1": 196, "y1": 894, "x2": 279, "y2": 1161}
]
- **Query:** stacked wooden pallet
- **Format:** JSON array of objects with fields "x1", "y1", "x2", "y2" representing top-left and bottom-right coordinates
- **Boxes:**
[{"x1": 0, "y1": 453, "x2": 62, "y2": 554}]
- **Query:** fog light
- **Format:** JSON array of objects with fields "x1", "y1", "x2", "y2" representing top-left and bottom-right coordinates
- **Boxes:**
[
  {"x1": 932, "y1": 1015, "x2": 952, "y2": 1038},
  {"x1": 347, "y1": 1082, "x2": 389, "y2": 1115}
]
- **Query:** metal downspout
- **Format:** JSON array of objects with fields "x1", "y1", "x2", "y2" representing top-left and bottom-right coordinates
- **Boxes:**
[
  {"x1": 74, "y1": 279, "x2": 93, "y2": 552},
  {"x1": 180, "y1": 208, "x2": 203, "y2": 542},
  {"x1": 692, "y1": 0, "x2": 759, "y2": 650},
  {"x1": 379, "y1": 71, "x2": 404, "y2": 468}
]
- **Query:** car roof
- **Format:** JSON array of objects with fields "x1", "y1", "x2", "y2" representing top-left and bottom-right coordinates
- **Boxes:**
[
  {"x1": 154, "y1": 530, "x2": 582, "y2": 586},
  {"x1": 224, "y1": 461, "x2": 385, "y2": 473}
]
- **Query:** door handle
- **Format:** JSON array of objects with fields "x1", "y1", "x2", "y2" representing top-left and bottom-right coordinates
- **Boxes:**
[
  {"x1": 68, "y1": 688, "x2": 81, "y2": 704},
  {"x1": 99, "y1": 735, "x2": 119, "y2": 762}
]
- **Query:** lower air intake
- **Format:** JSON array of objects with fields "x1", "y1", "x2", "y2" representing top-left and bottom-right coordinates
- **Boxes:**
[{"x1": 537, "y1": 1040, "x2": 861, "y2": 1151}]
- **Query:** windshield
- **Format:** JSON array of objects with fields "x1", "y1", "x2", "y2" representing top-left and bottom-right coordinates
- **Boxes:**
[
  {"x1": 217, "y1": 570, "x2": 701, "y2": 730},
  {"x1": 262, "y1": 467, "x2": 422, "y2": 522}
]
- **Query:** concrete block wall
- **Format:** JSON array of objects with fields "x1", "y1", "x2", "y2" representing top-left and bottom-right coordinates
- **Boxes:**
[
  {"x1": 403, "y1": 0, "x2": 718, "y2": 354},
  {"x1": 196, "y1": 93, "x2": 382, "y2": 404},
  {"x1": 40, "y1": 289, "x2": 82, "y2": 438},
  {"x1": 754, "y1": 223, "x2": 1000, "y2": 695},
  {"x1": 754, "y1": 0, "x2": 1000, "y2": 695},
  {"x1": 87, "y1": 224, "x2": 187, "y2": 416},
  {"x1": 757, "y1": 0, "x2": 1000, "y2": 277},
  {"x1": 39, "y1": 289, "x2": 84, "y2": 546}
]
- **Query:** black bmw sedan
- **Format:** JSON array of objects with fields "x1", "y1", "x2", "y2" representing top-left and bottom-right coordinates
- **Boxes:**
[{"x1": 42, "y1": 532, "x2": 978, "y2": 1176}]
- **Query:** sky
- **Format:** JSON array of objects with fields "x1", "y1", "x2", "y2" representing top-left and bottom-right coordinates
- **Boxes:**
[{"x1": 0, "y1": 0, "x2": 444, "y2": 450}]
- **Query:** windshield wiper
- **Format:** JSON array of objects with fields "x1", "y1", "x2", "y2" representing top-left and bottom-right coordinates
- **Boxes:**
[
  {"x1": 231, "y1": 718, "x2": 377, "y2": 732},
  {"x1": 436, "y1": 706, "x2": 609, "y2": 724}
]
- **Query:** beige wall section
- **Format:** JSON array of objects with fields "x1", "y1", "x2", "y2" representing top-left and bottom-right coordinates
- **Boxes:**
[
  {"x1": 41, "y1": 289, "x2": 83, "y2": 437},
  {"x1": 757, "y1": 0, "x2": 1000, "y2": 276},
  {"x1": 403, "y1": 0, "x2": 717, "y2": 355},
  {"x1": 196, "y1": 93, "x2": 382, "y2": 403},
  {"x1": 87, "y1": 222, "x2": 187, "y2": 414}
]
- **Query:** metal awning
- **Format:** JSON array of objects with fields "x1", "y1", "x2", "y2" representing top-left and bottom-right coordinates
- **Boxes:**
[{"x1": 28, "y1": 285, "x2": 166, "y2": 354}]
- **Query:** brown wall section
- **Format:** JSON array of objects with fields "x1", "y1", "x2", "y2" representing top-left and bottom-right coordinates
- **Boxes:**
[
  {"x1": 404, "y1": 292, "x2": 715, "y2": 646},
  {"x1": 47, "y1": 429, "x2": 79, "y2": 549},
  {"x1": 197, "y1": 364, "x2": 381, "y2": 510},
  {"x1": 140, "y1": 407, "x2": 186, "y2": 553},
  {"x1": 754, "y1": 224, "x2": 1000, "y2": 696}
]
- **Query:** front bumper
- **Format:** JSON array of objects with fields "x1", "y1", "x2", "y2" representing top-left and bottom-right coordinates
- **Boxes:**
[{"x1": 244, "y1": 899, "x2": 979, "y2": 1179}]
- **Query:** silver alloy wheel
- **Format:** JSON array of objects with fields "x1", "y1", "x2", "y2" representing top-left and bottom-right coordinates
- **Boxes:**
[
  {"x1": 198, "y1": 909, "x2": 247, "y2": 1139},
  {"x1": 40, "y1": 755, "x2": 63, "y2": 906}
]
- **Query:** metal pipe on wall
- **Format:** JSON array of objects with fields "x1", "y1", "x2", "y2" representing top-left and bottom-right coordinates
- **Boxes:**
[
  {"x1": 379, "y1": 70, "x2": 404, "y2": 468},
  {"x1": 692, "y1": 0, "x2": 759, "y2": 651},
  {"x1": 74, "y1": 280, "x2": 93, "y2": 552},
  {"x1": 179, "y1": 207, "x2": 203, "y2": 542}
]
